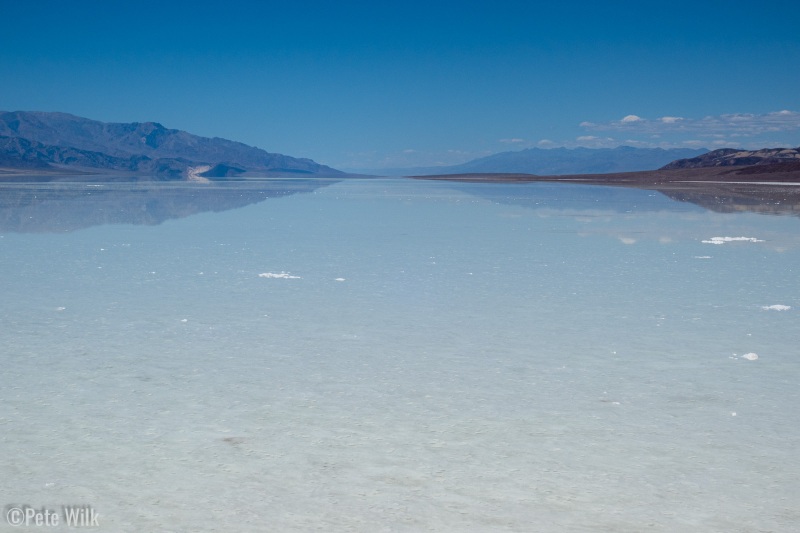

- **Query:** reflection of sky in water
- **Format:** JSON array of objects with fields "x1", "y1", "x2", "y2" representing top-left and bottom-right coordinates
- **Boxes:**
[{"x1": 1, "y1": 179, "x2": 798, "y2": 532}]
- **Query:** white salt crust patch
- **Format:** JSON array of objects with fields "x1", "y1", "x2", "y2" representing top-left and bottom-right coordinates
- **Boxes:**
[
  {"x1": 258, "y1": 272, "x2": 301, "y2": 279},
  {"x1": 761, "y1": 304, "x2": 791, "y2": 311},
  {"x1": 701, "y1": 236, "x2": 764, "y2": 245}
]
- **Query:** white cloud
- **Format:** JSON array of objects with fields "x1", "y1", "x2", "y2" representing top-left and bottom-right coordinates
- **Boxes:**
[
  {"x1": 499, "y1": 138, "x2": 526, "y2": 144},
  {"x1": 582, "y1": 110, "x2": 800, "y2": 137},
  {"x1": 622, "y1": 139, "x2": 653, "y2": 147},
  {"x1": 573, "y1": 136, "x2": 617, "y2": 148}
]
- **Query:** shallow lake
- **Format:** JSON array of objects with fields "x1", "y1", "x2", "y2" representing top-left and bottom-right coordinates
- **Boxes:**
[{"x1": 1, "y1": 177, "x2": 798, "y2": 532}]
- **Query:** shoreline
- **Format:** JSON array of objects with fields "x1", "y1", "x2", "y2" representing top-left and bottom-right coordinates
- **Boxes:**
[{"x1": 408, "y1": 165, "x2": 800, "y2": 186}]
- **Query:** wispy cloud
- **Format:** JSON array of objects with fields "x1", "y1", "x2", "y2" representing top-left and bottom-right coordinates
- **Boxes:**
[
  {"x1": 498, "y1": 138, "x2": 526, "y2": 144},
  {"x1": 581, "y1": 110, "x2": 800, "y2": 137},
  {"x1": 572, "y1": 135, "x2": 617, "y2": 148}
]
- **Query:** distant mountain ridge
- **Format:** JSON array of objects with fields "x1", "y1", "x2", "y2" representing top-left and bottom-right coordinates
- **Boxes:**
[
  {"x1": 361, "y1": 146, "x2": 709, "y2": 176},
  {"x1": 661, "y1": 147, "x2": 800, "y2": 169},
  {"x1": 0, "y1": 111, "x2": 340, "y2": 178}
]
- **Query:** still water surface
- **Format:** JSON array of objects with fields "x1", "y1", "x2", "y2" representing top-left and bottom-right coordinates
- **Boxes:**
[{"x1": 1, "y1": 178, "x2": 798, "y2": 531}]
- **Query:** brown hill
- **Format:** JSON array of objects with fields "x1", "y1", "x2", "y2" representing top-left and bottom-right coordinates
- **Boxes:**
[{"x1": 661, "y1": 147, "x2": 800, "y2": 169}]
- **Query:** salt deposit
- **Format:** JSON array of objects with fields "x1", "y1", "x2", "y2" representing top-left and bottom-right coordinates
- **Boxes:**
[
  {"x1": 258, "y1": 272, "x2": 301, "y2": 279},
  {"x1": 701, "y1": 236, "x2": 764, "y2": 244},
  {"x1": 762, "y1": 304, "x2": 791, "y2": 311}
]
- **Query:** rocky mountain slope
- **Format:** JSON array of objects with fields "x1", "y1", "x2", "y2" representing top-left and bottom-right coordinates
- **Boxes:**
[
  {"x1": 661, "y1": 147, "x2": 800, "y2": 169},
  {"x1": 0, "y1": 111, "x2": 340, "y2": 178},
  {"x1": 0, "y1": 135, "x2": 197, "y2": 177}
]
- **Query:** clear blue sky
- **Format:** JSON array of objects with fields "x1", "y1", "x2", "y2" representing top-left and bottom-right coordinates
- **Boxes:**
[{"x1": 1, "y1": 0, "x2": 798, "y2": 170}]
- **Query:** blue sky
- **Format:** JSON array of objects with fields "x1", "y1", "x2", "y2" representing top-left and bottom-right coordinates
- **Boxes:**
[{"x1": 1, "y1": 0, "x2": 798, "y2": 169}]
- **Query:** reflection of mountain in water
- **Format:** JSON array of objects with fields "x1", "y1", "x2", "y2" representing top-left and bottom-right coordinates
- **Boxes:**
[
  {"x1": 0, "y1": 177, "x2": 340, "y2": 233},
  {"x1": 655, "y1": 183, "x2": 800, "y2": 217},
  {"x1": 417, "y1": 170, "x2": 800, "y2": 218},
  {"x1": 440, "y1": 181, "x2": 707, "y2": 214}
]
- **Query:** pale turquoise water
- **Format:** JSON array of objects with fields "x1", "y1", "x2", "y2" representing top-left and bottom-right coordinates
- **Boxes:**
[{"x1": 1, "y1": 178, "x2": 798, "y2": 531}]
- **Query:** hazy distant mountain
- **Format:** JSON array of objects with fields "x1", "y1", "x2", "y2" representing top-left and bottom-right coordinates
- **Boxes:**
[
  {"x1": 364, "y1": 146, "x2": 709, "y2": 176},
  {"x1": 0, "y1": 111, "x2": 340, "y2": 178},
  {"x1": 661, "y1": 147, "x2": 800, "y2": 169}
]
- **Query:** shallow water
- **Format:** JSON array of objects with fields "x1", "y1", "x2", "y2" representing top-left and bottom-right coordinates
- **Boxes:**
[{"x1": 1, "y1": 178, "x2": 798, "y2": 532}]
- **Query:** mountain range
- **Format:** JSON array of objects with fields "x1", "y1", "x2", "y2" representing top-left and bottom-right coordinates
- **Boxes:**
[
  {"x1": 0, "y1": 111, "x2": 340, "y2": 179},
  {"x1": 358, "y1": 146, "x2": 709, "y2": 176},
  {"x1": 3, "y1": 111, "x2": 799, "y2": 181}
]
